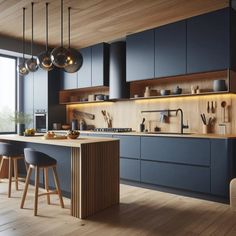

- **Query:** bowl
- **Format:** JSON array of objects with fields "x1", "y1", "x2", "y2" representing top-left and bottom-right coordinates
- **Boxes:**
[
  {"x1": 160, "y1": 89, "x2": 171, "y2": 96},
  {"x1": 67, "y1": 134, "x2": 80, "y2": 139},
  {"x1": 67, "y1": 130, "x2": 80, "y2": 139},
  {"x1": 95, "y1": 94, "x2": 104, "y2": 101},
  {"x1": 172, "y1": 86, "x2": 182, "y2": 95},
  {"x1": 62, "y1": 124, "x2": 71, "y2": 130},
  {"x1": 213, "y1": 79, "x2": 227, "y2": 91}
]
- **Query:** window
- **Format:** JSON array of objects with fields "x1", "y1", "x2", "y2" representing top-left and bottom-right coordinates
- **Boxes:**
[{"x1": 0, "y1": 55, "x2": 16, "y2": 133}]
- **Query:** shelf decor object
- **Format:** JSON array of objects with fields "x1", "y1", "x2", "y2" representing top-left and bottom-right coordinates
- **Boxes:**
[
  {"x1": 64, "y1": 7, "x2": 83, "y2": 73},
  {"x1": 50, "y1": 0, "x2": 70, "y2": 68},
  {"x1": 26, "y1": 2, "x2": 39, "y2": 72},
  {"x1": 37, "y1": 2, "x2": 54, "y2": 71},
  {"x1": 18, "y1": 7, "x2": 29, "y2": 76}
]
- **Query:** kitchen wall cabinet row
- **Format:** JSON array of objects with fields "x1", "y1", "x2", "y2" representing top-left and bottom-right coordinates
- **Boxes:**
[
  {"x1": 127, "y1": 8, "x2": 231, "y2": 81},
  {"x1": 80, "y1": 132, "x2": 235, "y2": 198},
  {"x1": 61, "y1": 43, "x2": 109, "y2": 90},
  {"x1": 22, "y1": 68, "x2": 66, "y2": 130}
]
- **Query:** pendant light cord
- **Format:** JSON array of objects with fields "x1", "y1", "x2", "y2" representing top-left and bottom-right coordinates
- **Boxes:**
[
  {"x1": 31, "y1": 2, "x2": 34, "y2": 57},
  {"x1": 68, "y1": 7, "x2": 71, "y2": 48},
  {"x1": 23, "y1": 7, "x2": 26, "y2": 60},
  {"x1": 46, "y1": 2, "x2": 49, "y2": 51},
  {"x1": 61, "y1": 0, "x2": 63, "y2": 47}
]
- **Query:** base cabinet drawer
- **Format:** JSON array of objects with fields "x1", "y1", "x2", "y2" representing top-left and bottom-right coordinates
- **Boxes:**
[
  {"x1": 141, "y1": 160, "x2": 210, "y2": 193},
  {"x1": 141, "y1": 137, "x2": 210, "y2": 166},
  {"x1": 120, "y1": 158, "x2": 140, "y2": 181}
]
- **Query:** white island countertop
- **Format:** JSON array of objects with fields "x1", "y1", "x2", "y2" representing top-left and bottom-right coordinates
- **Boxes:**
[{"x1": 0, "y1": 134, "x2": 117, "y2": 148}]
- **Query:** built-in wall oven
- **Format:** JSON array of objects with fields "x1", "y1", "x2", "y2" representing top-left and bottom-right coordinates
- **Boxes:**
[{"x1": 34, "y1": 110, "x2": 47, "y2": 133}]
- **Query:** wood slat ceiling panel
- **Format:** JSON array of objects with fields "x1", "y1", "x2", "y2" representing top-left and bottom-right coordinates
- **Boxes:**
[{"x1": 0, "y1": 0, "x2": 229, "y2": 49}]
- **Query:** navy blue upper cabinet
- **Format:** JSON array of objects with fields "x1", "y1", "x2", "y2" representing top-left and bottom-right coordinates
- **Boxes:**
[
  {"x1": 126, "y1": 29, "x2": 155, "y2": 81},
  {"x1": 61, "y1": 71, "x2": 78, "y2": 90},
  {"x1": 187, "y1": 8, "x2": 229, "y2": 73},
  {"x1": 155, "y1": 21, "x2": 186, "y2": 78},
  {"x1": 91, "y1": 43, "x2": 109, "y2": 87},
  {"x1": 77, "y1": 47, "x2": 92, "y2": 88}
]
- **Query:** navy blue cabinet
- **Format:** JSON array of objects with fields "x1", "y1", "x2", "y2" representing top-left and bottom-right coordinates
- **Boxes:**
[
  {"x1": 141, "y1": 160, "x2": 210, "y2": 193},
  {"x1": 23, "y1": 73, "x2": 34, "y2": 128},
  {"x1": 77, "y1": 47, "x2": 92, "y2": 88},
  {"x1": 187, "y1": 8, "x2": 229, "y2": 73},
  {"x1": 141, "y1": 136, "x2": 211, "y2": 194},
  {"x1": 61, "y1": 71, "x2": 78, "y2": 90},
  {"x1": 113, "y1": 135, "x2": 140, "y2": 159},
  {"x1": 113, "y1": 135, "x2": 141, "y2": 181},
  {"x1": 121, "y1": 159, "x2": 140, "y2": 181},
  {"x1": 91, "y1": 43, "x2": 109, "y2": 87},
  {"x1": 210, "y1": 139, "x2": 230, "y2": 197},
  {"x1": 126, "y1": 29, "x2": 155, "y2": 81},
  {"x1": 155, "y1": 21, "x2": 186, "y2": 77},
  {"x1": 33, "y1": 68, "x2": 48, "y2": 111},
  {"x1": 141, "y1": 137, "x2": 210, "y2": 166}
]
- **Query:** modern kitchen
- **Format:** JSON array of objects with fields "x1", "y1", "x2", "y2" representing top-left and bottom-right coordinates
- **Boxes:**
[{"x1": 0, "y1": 0, "x2": 236, "y2": 235}]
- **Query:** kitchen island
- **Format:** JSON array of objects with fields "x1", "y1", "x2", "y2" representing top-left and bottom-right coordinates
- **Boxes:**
[{"x1": 0, "y1": 135, "x2": 119, "y2": 219}]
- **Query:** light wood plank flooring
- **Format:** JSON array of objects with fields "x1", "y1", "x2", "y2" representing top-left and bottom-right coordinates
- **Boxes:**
[{"x1": 1, "y1": 180, "x2": 236, "y2": 236}]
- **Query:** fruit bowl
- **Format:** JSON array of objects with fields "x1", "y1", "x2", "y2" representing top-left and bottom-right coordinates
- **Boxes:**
[
  {"x1": 62, "y1": 124, "x2": 71, "y2": 130},
  {"x1": 67, "y1": 130, "x2": 80, "y2": 139}
]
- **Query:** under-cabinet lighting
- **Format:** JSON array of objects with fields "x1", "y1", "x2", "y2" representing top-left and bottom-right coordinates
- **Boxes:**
[
  {"x1": 67, "y1": 102, "x2": 114, "y2": 108},
  {"x1": 134, "y1": 93, "x2": 236, "y2": 104}
]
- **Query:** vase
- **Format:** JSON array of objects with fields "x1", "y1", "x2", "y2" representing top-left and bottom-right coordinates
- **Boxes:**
[{"x1": 17, "y1": 124, "x2": 25, "y2": 136}]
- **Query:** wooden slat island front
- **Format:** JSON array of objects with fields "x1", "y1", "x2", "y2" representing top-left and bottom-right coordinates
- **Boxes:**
[{"x1": 0, "y1": 135, "x2": 120, "y2": 219}]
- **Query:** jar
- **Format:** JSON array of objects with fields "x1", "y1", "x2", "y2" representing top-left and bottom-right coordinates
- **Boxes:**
[{"x1": 144, "y1": 86, "x2": 150, "y2": 97}]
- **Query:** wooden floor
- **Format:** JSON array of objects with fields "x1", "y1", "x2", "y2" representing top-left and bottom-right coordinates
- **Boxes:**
[{"x1": 1, "y1": 181, "x2": 236, "y2": 236}]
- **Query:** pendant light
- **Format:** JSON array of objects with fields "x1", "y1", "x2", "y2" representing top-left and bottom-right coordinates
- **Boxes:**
[
  {"x1": 26, "y1": 2, "x2": 39, "y2": 72},
  {"x1": 64, "y1": 7, "x2": 83, "y2": 73},
  {"x1": 51, "y1": 0, "x2": 70, "y2": 68},
  {"x1": 18, "y1": 7, "x2": 29, "y2": 76},
  {"x1": 37, "y1": 2, "x2": 54, "y2": 71}
]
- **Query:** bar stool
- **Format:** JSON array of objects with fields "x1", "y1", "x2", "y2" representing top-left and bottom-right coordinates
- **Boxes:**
[
  {"x1": 20, "y1": 148, "x2": 64, "y2": 216},
  {"x1": 0, "y1": 142, "x2": 24, "y2": 198}
]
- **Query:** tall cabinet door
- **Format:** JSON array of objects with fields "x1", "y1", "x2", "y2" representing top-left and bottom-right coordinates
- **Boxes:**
[
  {"x1": 77, "y1": 47, "x2": 92, "y2": 88},
  {"x1": 126, "y1": 29, "x2": 155, "y2": 81},
  {"x1": 187, "y1": 8, "x2": 229, "y2": 73},
  {"x1": 155, "y1": 21, "x2": 186, "y2": 78},
  {"x1": 92, "y1": 43, "x2": 109, "y2": 87},
  {"x1": 33, "y1": 68, "x2": 48, "y2": 111},
  {"x1": 23, "y1": 74, "x2": 34, "y2": 128}
]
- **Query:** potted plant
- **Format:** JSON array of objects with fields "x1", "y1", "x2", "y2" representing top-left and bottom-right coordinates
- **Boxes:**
[{"x1": 9, "y1": 111, "x2": 32, "y2": 135}]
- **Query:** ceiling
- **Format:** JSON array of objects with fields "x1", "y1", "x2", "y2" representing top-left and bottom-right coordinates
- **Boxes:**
[{"x1": 0, "y1": 0, "x2": 228, "y2": 49}]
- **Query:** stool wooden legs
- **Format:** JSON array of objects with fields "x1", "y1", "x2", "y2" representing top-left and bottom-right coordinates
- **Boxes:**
[
  {"x1": 13, "y1": 159, "x2": 18, "y2": 190},
  {"x1": 20, "y1": 167, "x2": 32, "y2": 209},
  {"x1": 0, "y1": 156, "x2": 23, "y2": 198},
  {"x1": 44, "y1": 168, "x2": 50, "y2": 205},
  {"x1": 52, "y1": 167, "x2": 64, "y2": 208},
  {"x1": 21, "y1": 165, "x2": 64, "y2": 216},
  {"x1": 8, "y1": 159, "x2": 13, "y2": 198}
]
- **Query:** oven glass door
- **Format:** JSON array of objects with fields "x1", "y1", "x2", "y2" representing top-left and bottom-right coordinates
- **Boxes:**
[{"x1": 35, "y1": 114, "x2": 47, "y2": 132}]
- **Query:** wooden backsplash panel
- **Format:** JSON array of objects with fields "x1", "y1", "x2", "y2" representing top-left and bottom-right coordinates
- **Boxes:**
[{"x1": 67, "y1": 93, "x2": 236, "y2": 135}]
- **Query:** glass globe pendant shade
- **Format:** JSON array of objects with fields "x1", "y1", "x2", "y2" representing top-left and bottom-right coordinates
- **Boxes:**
[
  {"x1": 51, "y1": 46, "x2": 70, "y2": 68},
  {"x1": 37, "y1": 50, "x2": 54, "y2": 71},
  {"x1": 18, "y1": 61, "x2": 29, "y2": 76},
  {"x1": 26, "y1": 57, "x2": 39, "y2": 72},
  {"x1": 64, "y1": 48, "x2": 83, "y2": 73}
]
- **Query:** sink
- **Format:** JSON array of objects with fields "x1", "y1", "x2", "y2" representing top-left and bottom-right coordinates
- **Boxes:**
[{"x1": 145, "y1": 132, "x2": 194, "y2": 135}]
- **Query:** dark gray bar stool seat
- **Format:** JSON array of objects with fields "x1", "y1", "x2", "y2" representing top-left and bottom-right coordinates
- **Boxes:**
[
  {"x1": 21, "y1": 148, "x2": 64, "y2": 216},
  {"x1": 0, "y1": 142, "x2": 24, "y2": 198}
]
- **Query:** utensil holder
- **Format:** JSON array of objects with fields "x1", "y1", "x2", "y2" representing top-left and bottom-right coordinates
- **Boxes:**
[{"x1": 202, "y1": 124, "x2": 211, "y2": 134}]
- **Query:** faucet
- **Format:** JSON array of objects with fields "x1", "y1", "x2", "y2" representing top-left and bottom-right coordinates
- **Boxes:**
[{"x1": 176, "y1": 108, "x2": 189, "y2": 134}]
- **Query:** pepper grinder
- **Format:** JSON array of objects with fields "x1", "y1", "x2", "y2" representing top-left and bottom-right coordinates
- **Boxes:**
[{"x1": 71, "y1": 119, "x2": 78, "y2": 130}]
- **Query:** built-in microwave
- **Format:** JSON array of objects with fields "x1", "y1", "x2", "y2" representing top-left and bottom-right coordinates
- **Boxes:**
[{"x1": 34, "y1": 110, "x2": 47, "y2": 133}]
